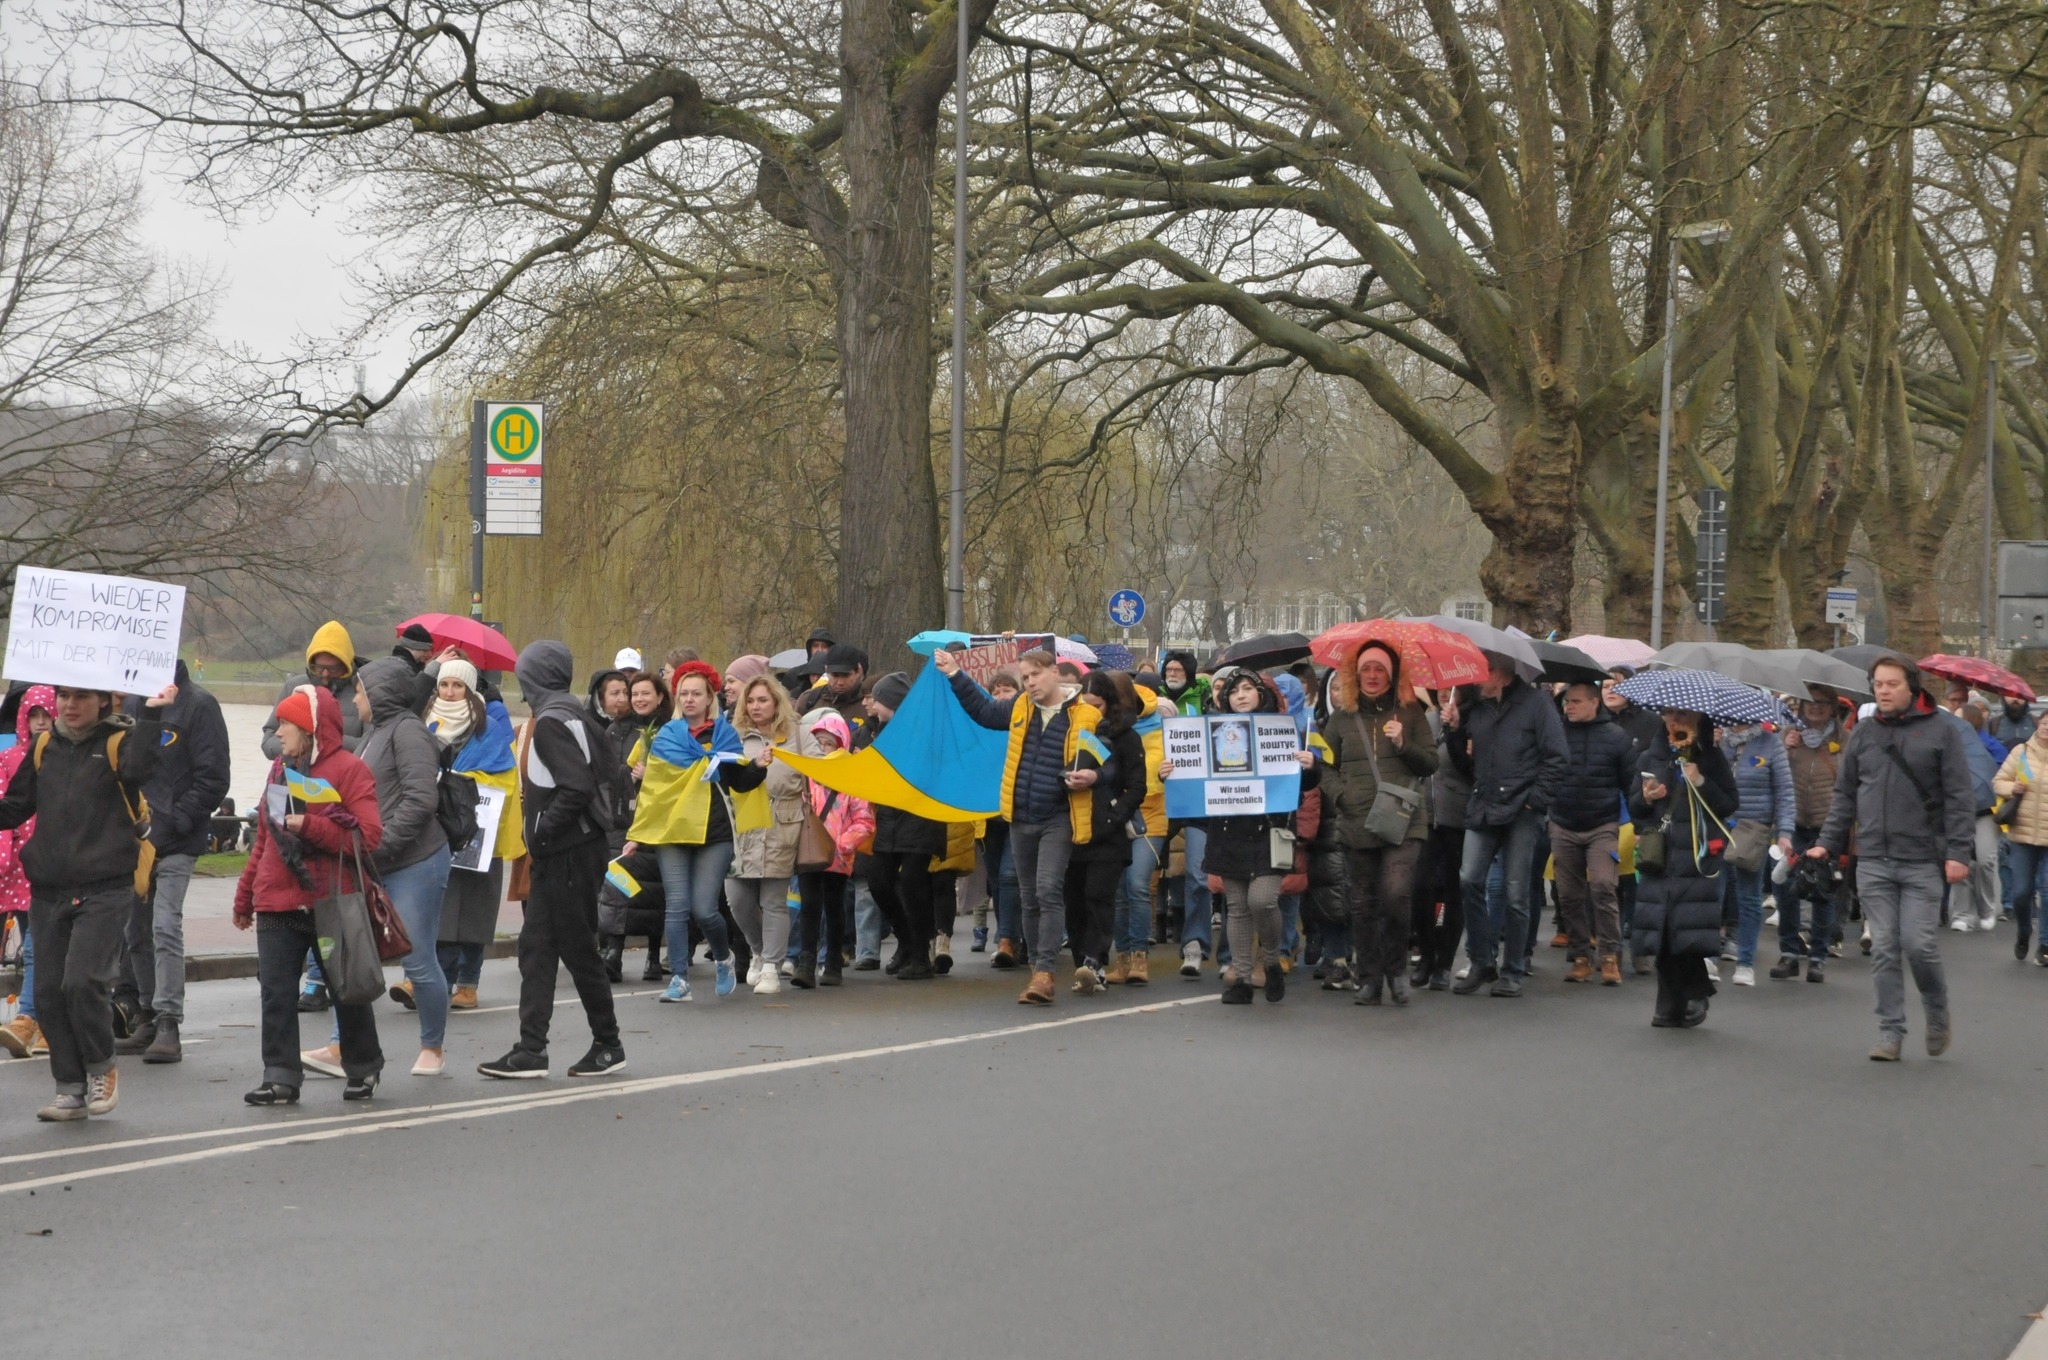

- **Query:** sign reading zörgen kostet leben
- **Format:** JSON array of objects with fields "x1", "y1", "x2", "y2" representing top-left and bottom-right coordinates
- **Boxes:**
[
  {"x1": 1160, "y1": 713, "x2": 1302, "y2": 818},
  {"x1": 3, "y1": 566, "x2": 186, "y2": 694},
  {"x1": 484, "y1": 402, "x2": 544, "y2": 536}
]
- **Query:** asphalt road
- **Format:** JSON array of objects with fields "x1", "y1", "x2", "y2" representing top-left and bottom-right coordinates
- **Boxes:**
[{"x1": 5, "y1": 927, "x2": 2047, "y2": 1360}]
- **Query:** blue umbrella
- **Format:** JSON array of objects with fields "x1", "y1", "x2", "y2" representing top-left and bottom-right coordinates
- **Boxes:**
[
  {"x1": 906, "y1": 630, "x2": 974, "y2": 656},
  {"x1": 1615, "y1": 668, "x2": 1794, "y2": 727}
]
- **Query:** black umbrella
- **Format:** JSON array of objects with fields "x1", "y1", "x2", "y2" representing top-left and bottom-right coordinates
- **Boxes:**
[
  {"x1": 1528, "y1": 639, "x2": 1610, "y2": 686},
  {"x1": 1828, "y1": 644, "x2": 1911, "y2": 675},
  {"x1": 1216, "y1": 632, "x2": 1312, "y2": 671}
]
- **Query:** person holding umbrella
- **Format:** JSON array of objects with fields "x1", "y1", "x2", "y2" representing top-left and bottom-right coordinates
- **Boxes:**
[{"x1": 1631, "y1": 707, "x2": 1740, "y2": 1028}]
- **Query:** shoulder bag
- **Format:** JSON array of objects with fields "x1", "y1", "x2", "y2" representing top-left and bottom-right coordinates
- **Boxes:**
[
  {"x1": 1351, "y1": 712, "x2": 1422, "y2": 845},
  {"x1": 1995, "y1": 750, "x2": 2031, "y2": 828},
  {"x1": 312, "y1": 831, "x2": 411, "y2": 1004},
  {"x1": 795, "y1": 784, "x2": 839, "y2": 872}
]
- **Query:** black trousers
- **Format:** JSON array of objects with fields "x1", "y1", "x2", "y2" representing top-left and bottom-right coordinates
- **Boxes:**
[
  {"x1": 798, "y1": 870, "x2": 849, "y2": 967},
  {"x1": 517, "y1": 840, "x2": 619, "y2": 1055},
  {"x1": 933, "y1": 870, "x2": 960, "y2": 941},
  {"x1": 1412, "y1": 826, "x2": 1466, "y2": 975},
  {"x1": 257, "y1": 909, "x2": 381, "y2": 1088},
  {"x1": 30, "y1": 885, "x2": 130, "y2": 1091},
  {"x1": 1348, "y1": 841, "x2": 1421, "y2": 985},
  {"x1": 1063, "y1": 856, "x2": 1122, "y2": 966},
  {"x1": 1654, "y1": 950, "x2": 1716, "y2": 1020},
  {"x1": 867, "y1": 851, "x2": 934, "y2": 962}
]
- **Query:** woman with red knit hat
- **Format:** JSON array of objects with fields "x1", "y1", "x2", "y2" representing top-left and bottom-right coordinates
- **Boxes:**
[{"x1": 234, "y1": 685, "x2": 385, "y2": 1104}]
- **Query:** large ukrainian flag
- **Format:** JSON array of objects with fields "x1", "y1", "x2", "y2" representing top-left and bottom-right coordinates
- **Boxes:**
[{"x1": 778, "y1": 662, "x2": 1007, "y2": 821}]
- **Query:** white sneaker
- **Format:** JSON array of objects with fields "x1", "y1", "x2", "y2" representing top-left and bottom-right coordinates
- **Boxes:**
[
  {"x1": 779, "y1": 960, "x2": 795, "y2": 978},
  {"x1": 1764, "y1": 910, "x2": 1780, "y2": 928},
  {"x1": 1732, "y1": 965, "x2": 1756, "y2": 986},
  {"x1": 1979, "y1": 915, "x2": 1999, "y2": 931},
  {"x1": 755, "y1": 968, "x2": 782, "y2": 995},
  {"x1": 1180, "y1": 940, "x2": 1202, "y2": 977},
  {"x1": 1455, "y1": 962, "x2": 1471, "y2": 980},
  {"x1": 1950, "y1": 916, "x2": 1975, "y2": 933},
  {"x1": 746, "y1": 956, "x2": 764, "y2": 986}
]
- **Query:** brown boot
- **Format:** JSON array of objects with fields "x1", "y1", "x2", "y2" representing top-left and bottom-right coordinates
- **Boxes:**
[
  {"x1": 1104, "y1": 952, "x2": 1130, "y2": 985},
  {"x1": 1018, "y1": 971, "x2": 1055, "y2": 1005},
  {"x1": 991, "y1": 938, "x2": 1020, "y2": 970},
  {"x1": 1126, "y1": 951, "x2": 1150, "y2": 986},
  {"x1": 1550, "y1": 931, "x2": 1569, "y2": 948},
  {"x1": 449, "y1": 985, "x2": 479, "y2": 1010},
  {"x1": 1599, "y1": 954, "x2": 1622, "y2": 986},
  {"x1": 1564, "y1": 956, "x2": 1594, "y2": 984}
]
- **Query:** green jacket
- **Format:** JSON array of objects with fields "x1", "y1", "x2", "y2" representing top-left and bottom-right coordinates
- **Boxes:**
[{"x1": 1319, "y1": 690, "x2": 1437, "y2": 849}]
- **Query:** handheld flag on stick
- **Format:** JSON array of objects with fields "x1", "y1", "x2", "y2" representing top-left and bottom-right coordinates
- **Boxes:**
[
  {"x1": 285, "y1": 768, "x2": 341, "y2": 804},
  {"x1": 1075, "y1": 729, "x2": 1111, "y2": 765}
]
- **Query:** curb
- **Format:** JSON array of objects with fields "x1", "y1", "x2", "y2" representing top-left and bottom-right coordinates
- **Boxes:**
[{"x1": 1, "y1": 937, "x2": 522, "y2": 992}]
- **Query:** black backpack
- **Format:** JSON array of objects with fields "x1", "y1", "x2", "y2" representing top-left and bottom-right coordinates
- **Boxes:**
[{"x1": 436, "y1": 745, "x2": 481, "y2": 850}]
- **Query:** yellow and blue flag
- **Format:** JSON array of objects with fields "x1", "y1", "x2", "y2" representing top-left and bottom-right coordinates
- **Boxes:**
[
  {"x1": 627, "y1": 715, "x2": 765, "y2": 844},
  {"x1": 605, "y1": 860, "x2": 641, "y2": 896},
  {"x1": 285, "y1": 768, "x2": 341, "y2": 804},
  {"x1": 779, "y1": 662, "x2": 1007, "y2": 821},
  {"x1": 1307, "y1": 731, "x2": 1336, "y2": 765},
  {"x1": 1075, "y1": 729, "x2": 1111, "y2": 764}
]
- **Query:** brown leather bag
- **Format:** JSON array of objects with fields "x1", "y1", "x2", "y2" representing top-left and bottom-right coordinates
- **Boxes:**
[{"x1": 795, "y1": 783, "x2": 837, "y2": 872}]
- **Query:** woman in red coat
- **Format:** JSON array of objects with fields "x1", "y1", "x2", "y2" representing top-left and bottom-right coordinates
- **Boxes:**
[{"x1": 233, "y1": 684, "x2": 385, "y2": 1104}]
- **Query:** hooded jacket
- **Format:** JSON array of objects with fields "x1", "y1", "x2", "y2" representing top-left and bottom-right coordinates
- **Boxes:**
[
  {"x1": 234, "y1": 685, "x2": 384, "y2": 915},
  {"x1": 1818, "y1": 687, "x2": 1975, "y2": 865},
  {"x1": 1159, "y1": 650, "x2": 1210, "y2": 716},
  {"x1": 262, "y1": 621, "x2": 368, "y2": 758},
  {"x1": 355, "y1": 657, "x2": 450, "y2": 872},
  {"x1": 1318, "y1": 648, "x2": 1437, "y2": 849},
  {"x1": 0, "y1": 697, "x2": 162, "y2": 894},
  {"x1": 1994, "y1": 730, "x2": 2048, "y2": 848},
  {"x1": 585, "y1": 668, "x2": 629, "y2": 728},
  {"x1": 517, "y1": 640, "x2": 611, "y2": 855},
  {"x1": 0, "y1": 685, "x2": 55, "y2": 913},
  {"x1": 120, "y1": 659, "x2": 232, "y2": 859},
  {"x1": 800, "y1": 710, "x2": 875, "y2": 875},
  {"x1": 729, "y1": 720, "x2": 808, "y2": 878}
]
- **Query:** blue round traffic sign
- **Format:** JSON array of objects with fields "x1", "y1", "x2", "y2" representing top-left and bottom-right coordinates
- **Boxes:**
[{"x1": 1107, "y1": 589, "x2": 1146, "y2": 628}]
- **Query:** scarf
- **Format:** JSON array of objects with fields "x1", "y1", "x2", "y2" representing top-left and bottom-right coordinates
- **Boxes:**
[
  {"x1": 1800, "y1": 721, "x2": 1835, "y2": 750},
  {"x1": 428, "y1": 694, "x2": 473, "y2": 746}
]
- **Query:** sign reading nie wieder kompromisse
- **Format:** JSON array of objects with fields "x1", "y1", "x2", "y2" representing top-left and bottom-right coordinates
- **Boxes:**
[
  {"x1": 4, "y1": 566, "x2": 186, "y2": 694},
  {"x1": 1160, "y1": 713, "x2": 1302, "y2": 818}
]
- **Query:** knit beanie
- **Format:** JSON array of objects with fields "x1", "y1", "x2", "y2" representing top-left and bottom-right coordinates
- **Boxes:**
[{"x1": 274, "y1": 690, "x2": 315, "y2": 733}]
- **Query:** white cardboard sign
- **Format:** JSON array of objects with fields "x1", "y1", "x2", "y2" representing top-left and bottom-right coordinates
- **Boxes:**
[{"x1": 4, "y1": 566, "x2": 186, "y2": 694}]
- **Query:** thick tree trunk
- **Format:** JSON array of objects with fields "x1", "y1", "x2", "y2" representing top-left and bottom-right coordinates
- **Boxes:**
[
  {"x1": 1478, "y1": 399, "x2": 1580, "y2": 636},
  {"x1": 834, "y1": 0, "x2": 947, "y2": 672},
  {"x1": 1875, "y1": 558, "x2": 1943, "y2": 658}
]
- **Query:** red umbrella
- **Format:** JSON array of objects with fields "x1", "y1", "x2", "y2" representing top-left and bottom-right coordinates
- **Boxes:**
[
  {"x1": 1310, "y1": 620, "x2": 1490, "y2": 691},
  {"x1": 398, "y1": 613, "x2": 518, "y2": 672},
  {"x1": 1917, "y1": 654, "x2": 2037, "y2": 702}
]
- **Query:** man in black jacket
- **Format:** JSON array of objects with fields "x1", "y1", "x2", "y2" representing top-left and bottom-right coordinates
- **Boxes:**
[
  {"x1": 479, "y1": 641, "x2": 626, "y2": 1080},
  {"x1": 1549, "y1": 682, "x2": 1636, "y2": 985},
  {"x1": 0, "y1": 682, "x2": 174, "y2": 1121},
  {"x1": 1812, "y1": 657, "x2": 1974, "y2": 1061},
  {"x1": 1451, "y1": 655, "x2": 1568, "y2": 997},
  {"x1": 112, "y1": 659, "x2": 230, "y2": 1062}
]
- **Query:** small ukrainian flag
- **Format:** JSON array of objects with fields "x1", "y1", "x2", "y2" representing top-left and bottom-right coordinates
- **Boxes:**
[
  {"x1": 1307, "y1": 731, "x2": 1336, "y2": 765},
  {"x1": 605, "y1": 861, "x2": 641, "y2": 897},
  {"x1": 1075, "y1": 729, "x2": 1111, "y2": 764},
  {"x1": 285, "y1": 768, "x2": 341, "y2": 804}
]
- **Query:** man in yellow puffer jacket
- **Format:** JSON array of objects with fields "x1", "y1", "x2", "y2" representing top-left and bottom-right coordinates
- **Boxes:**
[{"x1": 935, "y1": 646, "x2": 1100, "y2": 1003}]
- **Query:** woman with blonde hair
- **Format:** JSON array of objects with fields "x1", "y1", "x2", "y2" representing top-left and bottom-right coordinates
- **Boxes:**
[{"x1": 726, "y1": 674, "x2": 807, "y2": 994}]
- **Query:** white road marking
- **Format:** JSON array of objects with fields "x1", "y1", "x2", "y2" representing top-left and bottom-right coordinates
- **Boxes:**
[
  {"x1": 0, "y1": 994, "x2": 1216, "y2": 1192},
  {"x1": 2012, "y1": 1315, "x2": 2048, "y2": 1359}
]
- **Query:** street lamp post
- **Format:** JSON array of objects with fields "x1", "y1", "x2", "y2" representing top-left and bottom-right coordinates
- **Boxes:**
[
  {"x1": 945, "y1": 6, "x2": 970, "y2": 632},
  {"x1": 1649, "y1": 219, "x2": 1731, "y2": 649},
  {"x1": 1982, "y1": 348, "x2": 2036, "y2": 656}
]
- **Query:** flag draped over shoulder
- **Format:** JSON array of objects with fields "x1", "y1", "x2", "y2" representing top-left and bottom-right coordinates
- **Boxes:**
[
  {"x1": 779, "y1": 662, "x2": 1007, "y2": 821},
  {"x1": 448, "y1": 701, "x2": 525, "y2": 860},
  {"x1": 629, "y1": 714, "x2": 765, "y2": 844}
]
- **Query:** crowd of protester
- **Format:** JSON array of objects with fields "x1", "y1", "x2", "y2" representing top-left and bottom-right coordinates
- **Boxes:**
[{"x1": 0, "y1": 616, "x2": 2031, "y2": 1120}]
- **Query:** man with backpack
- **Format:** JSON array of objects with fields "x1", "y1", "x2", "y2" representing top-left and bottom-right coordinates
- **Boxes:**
[
  {"x1": 0, "y1": 682, "x2": 176, "y2": 1121},
  {"x1": 480, "y1": 641, "x2": 627, "y2": 1080},
  {"x1": 113, "y1": 659, "x2": 231, "y2": 1064},
  {"x1": 1811, "y1": 657, "x2": 1974, "y2": 1061}
]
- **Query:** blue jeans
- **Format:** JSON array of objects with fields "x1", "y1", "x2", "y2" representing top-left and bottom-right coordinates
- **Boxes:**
[
  {"x1": 852, "y1": 875, "x2": 883, "y2": 962},
  {"x1": 1729, "y1": 860, "x2": 1766, "y2": 967},
  {"x1": 1115, "y1": 836, "x2": 1164, "y2": 954},
  {"x1": 18, "y1": 924, "x2": 34, "y2": 1020},
  {"x1": 2009, "y1": 841, "x2": 2048, "y2": 942},
  {"x1": 1279, "y1": 892, "x2": 1302, "y2": 959},
  {"x1": 437, "y1": 941, "x2": 485, "y2": 987},
  {"x1": 1181, "y1": 826, "x2": 1213, "y2": 953},
  {"x1": 384, "y1": 845, "x2": 455, "y2": 1048},
  {"x1": 1459, "y1": 808, "x2": 1545, "y2": 980},
  {"x1": 657, "y1": 842, "x2": 734, "y2": 972}
]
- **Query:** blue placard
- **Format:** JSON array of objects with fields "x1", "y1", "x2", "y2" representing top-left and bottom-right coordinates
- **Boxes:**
[
  {"x1": 1107, "y1": 589, "x2": 1146, "y2": 628},
  {"x1": 1160, "y1": 713, "x2": 1301, "y2": 818}
]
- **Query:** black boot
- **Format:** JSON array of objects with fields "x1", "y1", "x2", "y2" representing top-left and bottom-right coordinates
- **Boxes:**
[
  {"x1": 143, "y1": 1016, "x2": 182, "y2": 1064},
  {"x1": 1388, "y1": 973, "x2": 1411, "y2": 1006},
  {"x1": 641, "y1": 939, "x2": 665, "y2": 982},
  {"x1": 790, "y1": 956, "x2": 816, "y2": 989},
  {"x1": 1355, "y1": 974, "x2": 1384, "y2": 1006},
  {"x1": 115, "y1": 1010, "x2": 158, "y2": 1054},
  {"x1": 601, "y1": 936, "x2": 625, "y2": 984}
]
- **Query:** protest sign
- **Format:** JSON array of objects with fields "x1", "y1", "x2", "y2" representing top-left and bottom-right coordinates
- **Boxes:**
[
  {"x1": 450, "y1": 783, "x2": 507, "y2": 873},
  {"x1": 4, "y1": 566, "x2": 185, "y2": 695},
  {"x1": 956, "y1": 634, "x2": 1056, "y2": 688},
  {"x1": 1160, "y1": 713, "x2": 1302, "y2": 818}
]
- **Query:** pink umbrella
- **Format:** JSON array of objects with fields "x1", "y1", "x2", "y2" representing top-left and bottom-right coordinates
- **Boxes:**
[
  {"x1": 397, "y1": 614, "x2": 518, "y2": 671},
  {"x1": 1563, "y1": 634, "x2": 1656, "y2": 671}
]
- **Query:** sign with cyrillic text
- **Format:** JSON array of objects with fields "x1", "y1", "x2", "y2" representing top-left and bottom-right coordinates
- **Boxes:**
[
  {"x1": 4, "y1": 566, "x2": 185, "y2": 694},
  {"x1": 1160, "y1": 713, "x2": 1301, "y2": 818}
]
